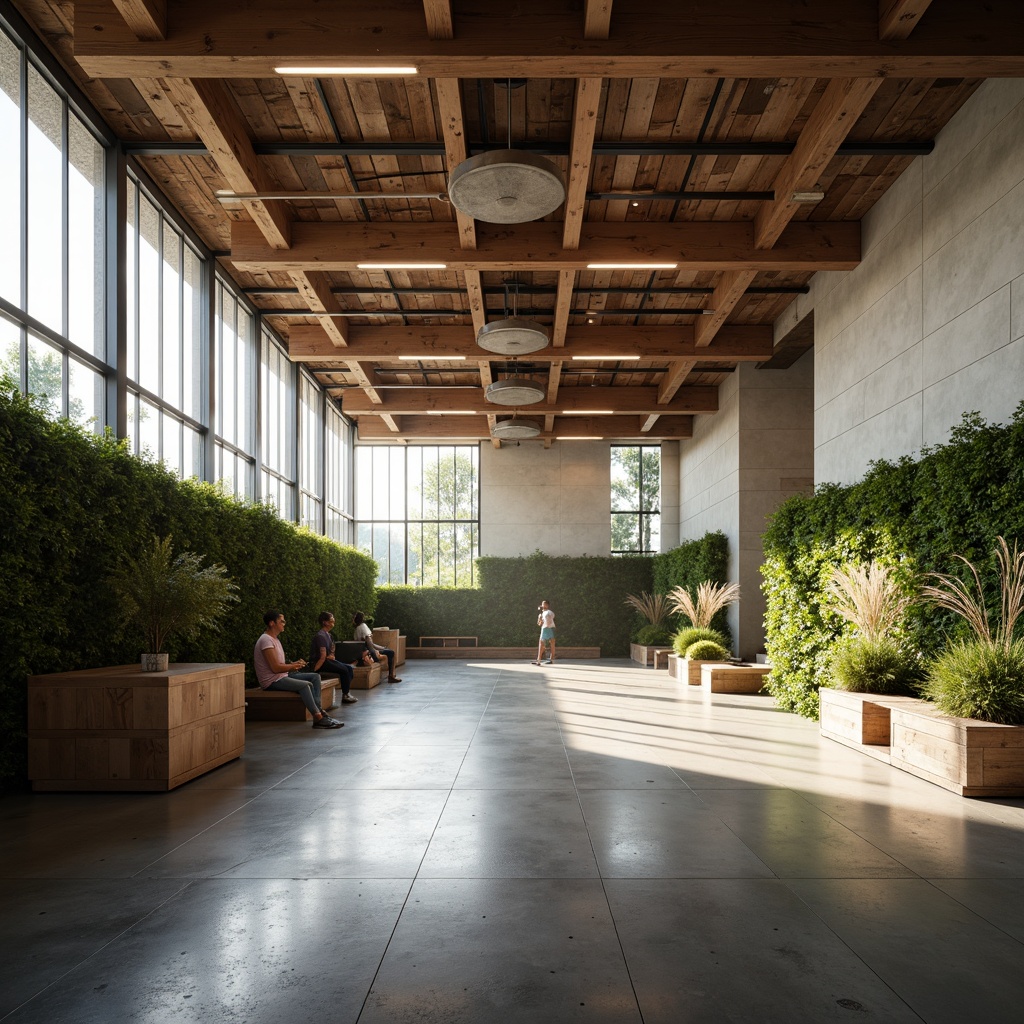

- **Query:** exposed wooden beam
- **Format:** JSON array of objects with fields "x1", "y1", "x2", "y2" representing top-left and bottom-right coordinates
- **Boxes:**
[
  {"x1": 546, "y1": 361, "x2": 563, "y2": 405},
  {"x1": 423, "y1": 0, "x2": 454, "y2": 39},
  {"x1": 354, "y1": 414, "x2": 694, "y2": 441},
  {"x1": 290, "y1": 272, "x2": 348, "y2": 348},
  {"x1": 880, "y1": 0, "x2": 933, "y2": 40},
  {"x1": 434, "y1": 78, "x2": 476, "y2": 249},
  {"x1": 74, "y1": 0, "x2": 1024, "y2": 79},
  {"x1": 755, "y1": 78, "x2": 883, "y2": 249},
  {"x1": 694, "y1": 272, "x2": 759, "y2": 348},
  {"x1": 230, "y1": 220, "x2": 861, "y2": 273},
  {"x1": 656, "y1": 361, "x2": 697, "y2": 405},
  {"x1": 584, "y1": 0, "x2": 613, "y2": 40},
  {"x1": 341, "y1": 385, "x2": 718, "y2": 416},
  {"x1": 640, "y1": 414, "x2": 660, "y2": 432},
  {"x1": 552, "y1": 271, "x2": 575, "y2": 348},
  {"x1": 564, "y1": 77, "x2": 603, "y2": 250},
  {"x1": 111, "y1": 0, "x2": 166, "y2": 40},
  {"x1": 286, "y1": 323, "x2": 774, "y2": 362},
  {"x1": 164, "y1": 78, "x2": 291, "y2": 249}
]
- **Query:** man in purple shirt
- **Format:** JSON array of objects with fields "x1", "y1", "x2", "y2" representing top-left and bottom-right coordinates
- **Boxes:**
[
  {"x1": 309, "y1": 611, "x2": 357, "y2": 704},
  {"x1": 254, "y1": 610, "x2": 343, "y2": 729}
]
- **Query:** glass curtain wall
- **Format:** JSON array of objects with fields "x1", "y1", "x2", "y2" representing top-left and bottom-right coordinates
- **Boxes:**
[
  {"x1": 611, "y1": 444, "x2": 661, "y2": 553},
  {"x1": 325, "y1": 401, "x2": 354, "y2": 545},
  {"x1": 260, "y1": 328, "x2": 297, "y2": 519},
  {"x1": 214, "y1": 278, "x2": 256, "y2": 499},
  {"x1": 355, "y1": 445, "x2": 480, "y2": 585},
  {"x1": 298, "y1": 372, "x2": 323, "y2": 531},
  {"x1": 0, "y1": 24, "x2": 107, "y2": 431}
]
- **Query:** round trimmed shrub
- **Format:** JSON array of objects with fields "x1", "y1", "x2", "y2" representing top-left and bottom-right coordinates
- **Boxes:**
[
  {"x1": 829, "y1": 637, "x2": 921, "y2": 695},
  {"x1": 636, "y1": 624, "x2": 673, "y2": 646},
  {"x1": 673, "y1": 626, "x2": 728, "y2": 655},
  {"x1": 922, "y1": 639, "x2": 1024, "y2": 724},
  {"x1": 685, "y1": 639, "x2": 729, "y2": 661}
]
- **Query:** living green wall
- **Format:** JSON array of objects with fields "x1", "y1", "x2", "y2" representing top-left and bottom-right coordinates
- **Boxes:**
[
  {"x1": 0, "y1": 385, "x2": 377, "y2": 789},
  {"x1": 762, "y1": 405, "x2": 1024, "y2": 719},
  {"x1": 652, "y1": 529, "x2": 731, "y2": 638}
]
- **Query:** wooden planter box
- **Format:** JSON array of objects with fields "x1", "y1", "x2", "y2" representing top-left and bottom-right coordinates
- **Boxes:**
[
  {"x1": 350, "y1": 661, "x2": 383, "y2": 689},
  {"x1": 675, "y1": 657, "x2": 721, "y2": 686},
  {"x1": 701, "y1": 663, "x2": 771, "y2": 693},
  {"x1": 889, "y1": 704, "x2": 1024, "y2": 798},
  {"x1": 630, "y1": 643, "x2": 673, "y2": 667},
  {"x1": 818, "y1": 689, "x2": 927, "y2": 763},
  {"x1": 372, "y1": 627, "x2": 407, "y2": 666},
  {"x1": 28, "y1": 663, "x2": 245, "y2": 792}
]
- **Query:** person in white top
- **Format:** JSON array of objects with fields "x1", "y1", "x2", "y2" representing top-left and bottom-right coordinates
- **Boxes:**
[
  {"x1": 533, "y1": 600, "x2": 556, "y2": 666},
  {"x1": 353, "y1": 610, "x2": 402, "y2": 682}
]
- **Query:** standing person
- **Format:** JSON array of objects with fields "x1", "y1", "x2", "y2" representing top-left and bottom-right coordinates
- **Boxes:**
[
  {"x1": 309, "y1": 612, "x2": 358, "y2": 704},
  {"x1": 254, "y1": 610, "x2": 343, "y2": 729},
  {"x1": 353, "y1": 611, "x2": 402, "y2": 683},
  {"x1": 533, "y1": 600, "x2": 557, "y2": 665}
]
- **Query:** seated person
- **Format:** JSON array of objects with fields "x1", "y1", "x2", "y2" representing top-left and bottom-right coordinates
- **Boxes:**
[
  {"x1": 309, "y1": 612, "x2": 358, "y2": 704},
  {"x1": 353, "y1": 610, "x2": 402, "y2": 683},
  {"x1": 254, "y1": 610, "x2": 343, "y2": 729}
]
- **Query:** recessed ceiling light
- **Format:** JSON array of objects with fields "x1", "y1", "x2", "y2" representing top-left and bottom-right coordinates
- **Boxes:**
[
  {"x1": 586, "y1": 263, "x2": 677, "y2": 270},
  {"x1": 357, "y1": 263, "x2": 448, "y2": 270},
  {"x1": 790, "y1": 190, "x2": 825, "y2": 203},
  {"x1": 571, "y1": 355, "x2": 641, "y2": 361},
  {"x1": 397, "y1": 355, "x2": 467, "y2": 361},
  {"x1": 274, "y1": 66, "x2": 418, "y2": 76}
]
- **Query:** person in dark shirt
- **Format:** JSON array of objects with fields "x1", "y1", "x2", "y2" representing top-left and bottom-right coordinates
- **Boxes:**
[{"x1": 309, "y1": 612, "x2": 358, "y2": 704}]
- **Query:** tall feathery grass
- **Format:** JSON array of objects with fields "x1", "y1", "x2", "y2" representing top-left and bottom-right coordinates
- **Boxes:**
[
  {"x1": 668, "y1": 580, "x2": 741, "y2": 629},
  {"x1": 921, "y1": 537, "x2": 1024, "y2": 723},
  {"x1": 624, "y1": 591, "x2": 671, "y2": 629}
]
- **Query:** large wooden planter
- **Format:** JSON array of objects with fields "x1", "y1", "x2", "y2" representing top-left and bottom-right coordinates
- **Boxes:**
[
  {"x1": 372, "y1": 627, "x2": 407, "y2": 667},
  {"x1": 28, "y1": 663, "x2": 245, "y2": 792},
  {"x1": 889, "y1": 704, "x2": 1024, "y2": 798},
  {"x1": 630, "y1": 643, "x2": 672, "y2": 667},
  {"x1": 679, "y1": 657, "x2": 722, "y2": 686},
  {"x1": 701, "y1": 663, "x2": 771, "y2": 693},
  {"x1": 818, "y1": 688, "x2": 926, "y2": 762}
]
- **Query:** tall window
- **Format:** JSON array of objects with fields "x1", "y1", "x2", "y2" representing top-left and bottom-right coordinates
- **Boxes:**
[
  {"x1": 325, "y1": 401, "x2": 354, "y2": 545},
  {"x1": 126, "y1": 173, "x2": 205, "y2": 477},
  {"x1": 260, "y1": 328, "x2": 296, "y2": 519},
  {"x1": 355, "y1": 445, "x2": 479, "y2": 585},
  {"x1": 0, "y1": 27, "x2": 107, "y2": 431},
  {"x1": 298, "y1": 372, "x2": 323, "y2": 530},
  {"x1": 215, "y1": 278, "x2": 256, "y2": 499},
  {"x1": 611, "y1": 445, "x2": 661, "y2": 553}
]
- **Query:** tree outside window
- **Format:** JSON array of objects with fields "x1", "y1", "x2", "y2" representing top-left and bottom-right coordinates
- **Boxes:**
[{"x1": 611, "y1": 445, "x2": 661, "y2": 553}]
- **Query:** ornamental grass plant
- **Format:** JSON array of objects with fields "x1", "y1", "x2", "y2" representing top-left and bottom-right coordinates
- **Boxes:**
[
  {"x1": 824, "y1": 560, "x2": 921, "y2": 694},
  {"x1": 921, "y1": 537, "x2": 1024, "y2": 723},
  {"x1": 669, "y1": 580, "x2": 741, "y2": 629},
  {"x1": 625, "y1": 591, "x2": 671, "y2": 630}
]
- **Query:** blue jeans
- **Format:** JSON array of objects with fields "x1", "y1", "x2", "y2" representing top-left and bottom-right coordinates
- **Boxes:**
[
  {"x1": 266, "y1": 672, "x2": 323, "y2": 715},
  {"x1": 319, "y1": 658, "x2": 354, "y2": 694}
]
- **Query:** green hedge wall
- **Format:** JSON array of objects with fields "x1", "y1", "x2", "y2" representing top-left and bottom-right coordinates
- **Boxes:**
[
  {"x1": 762, "y1": 405, "x2": 1024, "y2": 720},
  {"x1": 376, "y1": 551, "x2": 654, "y2": 654},
  {"x1": 652, "y1": 530, "x2": 732, "y2": 639},
  {"x1": 0, "y1": 385, "x2": 378, "y2": 790}
]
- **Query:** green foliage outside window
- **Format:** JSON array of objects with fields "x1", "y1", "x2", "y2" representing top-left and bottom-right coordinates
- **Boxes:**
[
  {"x1": 611, "y1": 445, "x2": 660, "y2": 552},
  {"x1": 0, "y1": 381, "x2": 377, "y2": 789},
  {"x1": 762, "y1": 405, "x2": 1024, "y2": 720}
]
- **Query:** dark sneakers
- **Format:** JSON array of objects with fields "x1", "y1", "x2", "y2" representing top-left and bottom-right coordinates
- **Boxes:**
[
  {"x1": 312, "y1": 715, "x2": 344, "y2": 729},
  {"x1": 341, "y1": 694, "x2": 358, "y2": 703}
]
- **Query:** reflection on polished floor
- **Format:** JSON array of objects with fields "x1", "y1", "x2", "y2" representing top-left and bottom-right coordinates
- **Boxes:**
[{"x1": 3, "y1": 659, "x2": 1024, "y2": 1023}]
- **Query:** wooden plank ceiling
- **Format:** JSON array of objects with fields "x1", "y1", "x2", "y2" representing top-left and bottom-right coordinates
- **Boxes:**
[{"x1": 14, "y1": 0, "x2": 1022, "y2": 444}]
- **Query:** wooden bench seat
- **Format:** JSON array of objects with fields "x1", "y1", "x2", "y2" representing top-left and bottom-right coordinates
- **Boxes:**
[{"x1": 245, "y1": 675, "x2": 341, "y2": 722}]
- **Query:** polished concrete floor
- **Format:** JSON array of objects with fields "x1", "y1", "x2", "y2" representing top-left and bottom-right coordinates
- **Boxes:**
[{"x1": 3, "y1": 659, "x2": 1024, "y2": 1023}]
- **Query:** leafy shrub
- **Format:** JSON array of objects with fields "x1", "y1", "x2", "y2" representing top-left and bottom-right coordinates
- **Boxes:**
[
  {"x1": 635, "y1": 624, "x2": 673, "y2": 646},
  {"x1": 922, "y1": 639, "x2": 1024, "y2": 724},
  {"x1": 673, "y1": 626, "x2": 729, "y2": 655},
  {"x1": 829, "y1": 637, "x2": 921, "y2": 694},
  {"x1": 685, "y1": 640, "x2": 729, "y2": 661}
]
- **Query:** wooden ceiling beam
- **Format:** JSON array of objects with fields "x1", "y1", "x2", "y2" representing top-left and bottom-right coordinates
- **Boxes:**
[
  {"x1": 656, "y1": 361, "x2": 698, "y2": 405},
  {"x1": 74, "y1": 0, "x2": 1024, "y2": 79},
  {"x1": 694, "y1": 271, "x2": 759, "y2": 348},
  {"x1": 164, "y1": 78, "x2": 291, "y2": 249},
  {"x1": 290, "y1": 272, "x2": 348, "y2": 348},
  {"x1": 423, "y1": 0, "x2": 454, "y2": 40},
  {"x1": 111, "y1": 0, "x2": 166, "y2": 40},
  {"x1": 564, "y1": 77, "x2": 603, "y2": 250},
  {"x1": 286, "y1": 323, "x2": 773, "y2": 362},
  {"x1": 353, "y1": 414, "x2": 694, "y2": 441},
  {"x1": 434, "y1": 78, "x2": 476, "y2": 249},
  {"x1": 584, "y1": 1, "x2": 613, "y2": 40},
  {"x1": 341, "y1": 385, "x2": 718, "y2": 416},
  {"x1": 879, "y1": 0, "x2": 934, "y2": 40},
  {"x1": 230, "y1": 220, "x2": 861, "y2": 272}
]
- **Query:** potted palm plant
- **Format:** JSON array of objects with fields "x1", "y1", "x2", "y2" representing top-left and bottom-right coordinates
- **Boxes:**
[
  {"x1": 817, "y1": 559, "x2": 924, "y2": 750},
  {"x1": 668, "y1": 580, "x2": 739, "y2": 684},
  {"x1": 108, "y1": 535, "x2": 238, "y2": 671}
]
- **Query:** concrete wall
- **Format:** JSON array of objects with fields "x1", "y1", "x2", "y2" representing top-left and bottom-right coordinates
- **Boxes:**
[
  {"x1": 774, "y1": 78, "x2": 1024, "y2": 485},
  {"x1": 479, "y1": 441, "x2": 610, "y2": 557}
]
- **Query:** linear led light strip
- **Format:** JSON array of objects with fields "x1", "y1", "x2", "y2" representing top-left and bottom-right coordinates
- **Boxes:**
[
  {"x1": 586, "y1": 263, "x2": 678, "y2": 270},
  {"x1": 274, "y1": 66, "x2": 418, "y2": 75}
]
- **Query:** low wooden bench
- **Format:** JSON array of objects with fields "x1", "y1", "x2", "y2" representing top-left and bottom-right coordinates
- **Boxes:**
[
  {"x1": 245, "y1": 674, "x2": 341, "y2": 722},
  {"x1": 419, "y1": 636, "x2": 478, "y2": 648},
  {"x1": 701, "y1": 663, "x2": 772, "y2": 694}
]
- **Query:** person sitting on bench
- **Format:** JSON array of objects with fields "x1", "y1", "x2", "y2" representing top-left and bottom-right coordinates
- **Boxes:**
[
  {"x1": 254, "y1": 610, "x2": 342, "y2": 729},
  {"x1": 353, "y1": 611, "x2": 402, "y2": 683},
  {"x1": 309, "y1": 612, "x2": 358, "y2": 704}
]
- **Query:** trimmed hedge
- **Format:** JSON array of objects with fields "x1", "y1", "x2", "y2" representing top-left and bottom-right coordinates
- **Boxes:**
[
  {"x1": 762, "y1": 405, "x2": 1024, "y2": 720},
  {"x1": 0, "y1": 385, "x2": 377, "y2": 789}
]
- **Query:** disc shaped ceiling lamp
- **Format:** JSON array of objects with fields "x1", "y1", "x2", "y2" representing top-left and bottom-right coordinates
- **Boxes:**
[
  {"x1": 448, "y1": 80, "x2": 565, "y2": 224},
  {"x1": 477, "y1": 277, "x2": 550, "y2": 355},
  {"x1": 491, "y1": 416, "x2": 542, "y2": 440},
  {"x1": 485, "y1": 376, "x2": 546, "y2": 405}
]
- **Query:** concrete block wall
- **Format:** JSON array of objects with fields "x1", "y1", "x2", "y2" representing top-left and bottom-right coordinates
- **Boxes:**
[
  {"x1": 479, "y1": 441, "x2": 610, "y2": 557},
  {"x1": 774, "y1": 78, "x2": 1024, "y2": 485}
]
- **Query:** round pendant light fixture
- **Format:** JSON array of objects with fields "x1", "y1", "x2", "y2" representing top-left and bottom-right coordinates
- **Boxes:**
[
  {"x1": 491, "y1": 417, "x2": 542, "y2": 440},
  {"x1": 485, "y1": 376, "x2": 546, "y2": 406},
  {"x1": 448, "y1": 149, "x2": 565, "y2": 224},
  {"x1": 477, "y1": 316, "x2": 550, "y2": 355}
]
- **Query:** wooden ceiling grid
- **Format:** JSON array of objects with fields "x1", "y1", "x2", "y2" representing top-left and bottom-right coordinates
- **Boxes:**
[{"x1": 9, "y1": 0, "x2": 1021, "y2": 440}]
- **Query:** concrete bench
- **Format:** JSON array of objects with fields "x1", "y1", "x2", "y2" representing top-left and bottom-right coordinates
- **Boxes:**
[{"x1": 245, "y1": 674, "x2": 341, "y2": 722}]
